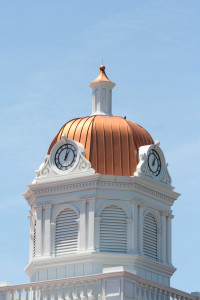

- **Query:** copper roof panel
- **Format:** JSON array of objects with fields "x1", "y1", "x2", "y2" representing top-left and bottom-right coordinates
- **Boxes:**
[{"x1": 48, "y1": 115, "x2": 154, "y2": 176}]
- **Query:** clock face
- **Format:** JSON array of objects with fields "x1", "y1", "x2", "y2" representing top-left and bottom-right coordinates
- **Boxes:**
[
  {"x1": 55, "y1": 143, "x2": 77, "y2": 171},
  {"x1": 148, "y1": 149, "x2": 161, "y2": 176}
]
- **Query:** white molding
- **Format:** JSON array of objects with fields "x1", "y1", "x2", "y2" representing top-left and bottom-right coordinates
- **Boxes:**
[
  {"x1": 24, "y1": 252, "x2": 176, "y2": 279},
  {"x1": 96, "y1": 200, "x2": 131, "y2": 218},
  {"x1": 24, "y1": 174, "x2": 180, "y2": 208},
  {"x1": 51, "y1": 203, "x2": 80, "y2": 224}
]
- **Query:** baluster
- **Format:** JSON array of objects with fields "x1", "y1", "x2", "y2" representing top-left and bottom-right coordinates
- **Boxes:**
[
  {"x1": 148, "y1": 286, "x2": 153, "y2": 300},
  {"x1": 168, "y1": 292, "x2": 172, "y2": 300},
  {"x1": 158, "y1": 289, "x2": 163, "y2": 300},
  {"x1": 32, "y1": 288, "x2": 36, "y2": 300},
  {"x1": 54, "y1": 285, "x2": 58, "y2": 300},
  {"x1": 97, "y1": 279, "x2": 102, "y2": 300},
  {"x1": 163, "y1": 291, "x2": 168, "y2": 300},
  {"x1": 61, "y1": 284, "x2": 65, "y2": 300},
  {"x1": 58, "y1": 284, "x2": 62, "y2": 300},
  {"x1": 65, "y1": 283, "x2": 70, "y2": 300},
  {"x1": 18, "y1": 289, "x2": 22, "y2": 300},
  {"x1": 68, "y1": 283, "x2": 73, "y2": 300},
  {"x1": 90, "y1": 280, "x2": 96, "y2": 300},
  {"x1": 137, "y1": 283, "x2": 143, "y2": 300},
  {"x1": 152, "y1": 287, "x2": 157, "y2": 300},
  {"x1": 40, "y1": 287, "x2": 44, "y2": 300},
  {"x1": 46, "y1": 286, "x2": 51, "y2": 300},
  {"x1": 81, "y1": 281, "x2": 88, "y2": 300},
  {"x1": 11, "y1": 290, "x2": 15, "y2": 300},
  {"x1": 25, "y1": 288, "x2": 30, "y2": 300},
  {"x1": 144, "y1": 285, "x2": 148, "y2": 300},
  {"x1": 74, "y1": 282, "x2": 80, "y2": 300}
]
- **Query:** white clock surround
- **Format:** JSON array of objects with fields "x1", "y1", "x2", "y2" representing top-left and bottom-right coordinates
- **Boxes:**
[{"x1": 34, "y1": 135, "x2": 95, "y2": 183}]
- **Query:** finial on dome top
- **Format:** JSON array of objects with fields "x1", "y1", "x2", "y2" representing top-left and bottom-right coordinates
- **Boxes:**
[
  {"x1": 100, "y1": 64, "x2": 105, "y2": 71},
  {"x1": 91, "y1": 64, "x2": 110, "y2": 82},
  {"x1": 89, "y1": 65, "x2": 115, "y2": 116}
]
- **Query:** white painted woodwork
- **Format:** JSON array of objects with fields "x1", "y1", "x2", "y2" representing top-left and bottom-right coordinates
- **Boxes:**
[
  {"x1": 143, "y1": 213, "x2": 158, "y2": 261},
  {"x1": 87, "y1": 198, "x2": 95, "y2": 251},
  {"x1": 100, "y1": 205, "x2": 127, "y2": 253},
  {"x1": 0, "y1": 267, "x2": 198, "y2": 300},
  {"x1": 79, "y1": 199, "x2": 86, "y2": 251},
  {"x1": 89, "y1": 77, "x2": 115, "y2": 116},
  {"x1": 55, "y1": 208, "x2": 78, "y2": 256},
  {"x1": 132, "y1": 201, "x2": 139, "y2": 254},
  {"x1": 167, "y1": 215, "x2": 172, "y2": 265},
  {"x1": 161, "y1": 213, "x2": 167, "y2": 264},
  {"x1": 35, "y1": 207, "x2": 42, "y2": 256},
  {"x1": 138, "y1": 204, "x2": 144, "y2": 255},
  {"x1": 43, "y1": 205, "x2": 51, "y2": 256}
]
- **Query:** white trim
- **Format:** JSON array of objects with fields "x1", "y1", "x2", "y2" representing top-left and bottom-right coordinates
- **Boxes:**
[
  {"x1": 51, "y1": 204, "x2": 80, "y2": 224},
  {"x1": 96, "y1": 201, "x2": 131, "y2": 218}
]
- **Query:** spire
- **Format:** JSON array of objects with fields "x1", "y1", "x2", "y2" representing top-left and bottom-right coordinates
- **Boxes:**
[{"x1": 89, "y1": 65, "x2": 115, "y2": 116}]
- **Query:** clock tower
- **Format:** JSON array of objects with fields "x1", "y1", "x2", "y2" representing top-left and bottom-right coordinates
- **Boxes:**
[{"x1": 24, "y1": 65, "x2": 179, "y2": 286}]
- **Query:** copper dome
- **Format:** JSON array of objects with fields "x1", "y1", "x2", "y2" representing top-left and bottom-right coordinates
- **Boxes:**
[{"x1": 48, "y1": 115, "x2": 154, "y2": 176}]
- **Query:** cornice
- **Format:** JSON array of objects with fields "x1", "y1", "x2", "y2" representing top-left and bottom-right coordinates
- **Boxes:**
[{"x1": 24, "y1": 174, "x2": 180, "y2": 208}]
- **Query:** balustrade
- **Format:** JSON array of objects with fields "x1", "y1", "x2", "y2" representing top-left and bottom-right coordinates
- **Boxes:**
[{"x1": 0, "y1": 272, "x2": 199, "y2": 300}]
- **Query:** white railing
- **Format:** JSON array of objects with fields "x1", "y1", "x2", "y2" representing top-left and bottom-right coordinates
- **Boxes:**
[{"x1": 0, "y1": 271, "x2": 199, "y2": 300}]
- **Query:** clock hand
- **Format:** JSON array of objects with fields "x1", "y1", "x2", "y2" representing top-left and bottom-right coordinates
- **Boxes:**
[
  {"x1": 152, "y1": 156, "x2": 156, "y2": 166},
  {"x1": 64, "y1": 149, "x2": 70, "y2": 161}
]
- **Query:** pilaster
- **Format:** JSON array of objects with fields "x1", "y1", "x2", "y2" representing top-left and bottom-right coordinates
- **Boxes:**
[
  {"x1": 79, "y1": 198, "x2": 87, "y2": 251},
  {"x1": 87, "y1": 198, "x2": 95, "y2": 251},
  {"x1": 132, "y1": 200, "x2": 139, "y2": 254},
  {"x1": 127, "y1": 218, "x2": 134, "y2": 253},
  {"x1": 94, "y1": 217, "x2": 101, "y2": 252},
  {"x1": 167, "y1": 214, "x2": 173, "y2": 265},
  {"x1": 138, "y1": 202, "x2": 145, "y2": 255},
  {"x1": 43, "y1": 204, "x2": 52, "y2": 256},
  {"x1": 161, "y1": 211, "x2": 167, "y2": 264},
  {"x1": 35, "y1": 206, "x2": 43, "y2": 257}
]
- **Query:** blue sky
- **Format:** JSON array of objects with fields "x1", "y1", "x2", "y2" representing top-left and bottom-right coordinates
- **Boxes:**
[{"x1": 0, "y1": 0, "x2": 200, "y2": 293}]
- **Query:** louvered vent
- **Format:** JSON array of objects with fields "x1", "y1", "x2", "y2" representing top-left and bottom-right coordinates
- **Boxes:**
[
  {"x1": 143, "y1": 213, "x2": 158, "y2": 260},
  {"x1": 100, "y1": 205, "x2": 127, "y2": 253},
  {"x1": 55, "y1": 208, "x2": 78, "y2": 256},
  {"x1": 33, "y1": 220, "x2": 36, "y2": 257}
]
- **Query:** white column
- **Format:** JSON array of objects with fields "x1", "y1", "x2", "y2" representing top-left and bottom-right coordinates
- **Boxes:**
[
  {"x1": 87, "y1": 198, "x2": 95, "y2": 251},
  {"x1": 161, "y1": 212, "x2": 167, "y2": 264},
  {"x1": 138, "y1": 202, "x2": 144, "y2": 255},
  {"x1": 132, "y1": 200, "x2": 139, "y2": 254},
  {"x1": 167, "y1": 214, "x2": 173, "y2": 265},
  {"x1": 43, "y1": 204, "x2": 52, "y2": 256},
  {"x1": 79, "y1": 199, "x2": 86, "y2": 251},
  {"x1": 35, "y1": 206, "x2": 43, "y2": 256}
]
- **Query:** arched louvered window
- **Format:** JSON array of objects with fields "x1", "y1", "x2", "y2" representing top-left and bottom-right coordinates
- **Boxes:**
[
  {"x1": 55, "y1": 208, "x2": 78, "y2": 256},
  {"x1": 143, "y1": 213, "x2": 158, "y2": 260},
  {"x1": 100, "y1": 205, "x2": 127, "y2": 253},
  {"x1": 33, "y1": 220, "x2": 36, "y2": 257}
]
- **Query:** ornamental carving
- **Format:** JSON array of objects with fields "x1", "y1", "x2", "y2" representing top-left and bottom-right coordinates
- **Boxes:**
[
  {"x1": 134, "y1": 142, "x2": 172, "y2": 189},
  {"x1": 33, "y1": 136, "x2": 95, "y2": 183}
]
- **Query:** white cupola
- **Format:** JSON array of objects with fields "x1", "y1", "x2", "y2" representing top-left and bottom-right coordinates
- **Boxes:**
[{"x1": 89, "y1": 65, "x2": 115, "y2": 115}]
